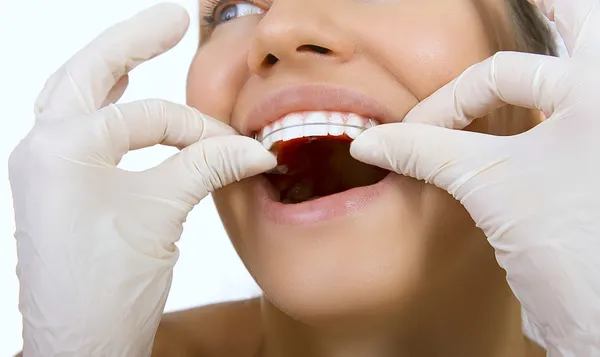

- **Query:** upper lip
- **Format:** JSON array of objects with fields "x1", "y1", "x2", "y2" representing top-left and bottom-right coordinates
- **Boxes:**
[{"x1": 240, "y1": 83, "x2": 397, "y2": 137}]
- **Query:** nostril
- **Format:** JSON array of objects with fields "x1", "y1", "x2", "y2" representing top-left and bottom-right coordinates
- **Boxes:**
[
  {"x1": 263, "y1": 53, "x2": 279, "y2": 67},
  {"x1": 259, "y1": 45, "x2": 331, "y2": 69},
  {"x1": 297, "y1": 44, "x2": 331, "y2": 55}
]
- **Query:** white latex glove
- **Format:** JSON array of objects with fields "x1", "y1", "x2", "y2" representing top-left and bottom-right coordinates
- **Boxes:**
[
  {"x1": 350, "y1": 0, "x2": 600, "y2": 356},
  {"x1": 8, "y1": 4, "x2": 275, "y2": 356}
]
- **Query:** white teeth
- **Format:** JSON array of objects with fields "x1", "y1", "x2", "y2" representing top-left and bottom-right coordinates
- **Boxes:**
[
  {"x1": 328, "y1": 113, "x2": 345, "y2": 136},
  {"x1": 304, "y1": 112, "x2": 329, "y2": 137},
  {"x1": 262, "y1": 135, "x2": 273, "y2": 151},
  {"x1": 281, "y1": 114, "x2": 304, "y2": 141},
  {"x1": 346, "y1": 114, "x2": 364, "y2": 139},
  {"x1": 256, "y1": 111, "x2": 379, "y2": 151},
  {"x1": 271, "y1": 120, "x2": 283, "y2": 143}
]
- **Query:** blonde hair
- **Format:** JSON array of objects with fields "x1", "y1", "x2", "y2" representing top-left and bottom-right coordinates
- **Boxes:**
[{"x1": 467, "y1": 0, "x2": 556, "y2": 136}]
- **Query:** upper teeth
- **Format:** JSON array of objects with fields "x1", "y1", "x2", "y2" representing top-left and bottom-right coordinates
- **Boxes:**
[{"x1": 255, "y1": 111, "x2": 379, "y2": 151}]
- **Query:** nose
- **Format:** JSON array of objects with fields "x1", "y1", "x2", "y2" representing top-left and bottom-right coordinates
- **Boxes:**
[{"x1": 247, "y1": 0, "x2": 356, "y2": 75}]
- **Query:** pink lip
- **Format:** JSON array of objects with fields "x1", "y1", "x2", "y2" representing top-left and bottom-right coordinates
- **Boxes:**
[
  {"x1": 253, "y1": 173, "x2": 397, "y2": 226},
  {"x1": 240, "y1": 83, "x2": 397, "y2": 136}
]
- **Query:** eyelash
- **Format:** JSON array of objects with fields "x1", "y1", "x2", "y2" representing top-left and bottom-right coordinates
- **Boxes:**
[
  {"x1": 201, "y1": 0, "x2": 224, "y2": 25},
  {"x1": 201, "y1": 0, "x2": 259, "y2": 28}
]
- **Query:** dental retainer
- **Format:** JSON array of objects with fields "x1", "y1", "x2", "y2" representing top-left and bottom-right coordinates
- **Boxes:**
[{"x1": 254, "y1": 112, "x2": 378, "y2": 175}]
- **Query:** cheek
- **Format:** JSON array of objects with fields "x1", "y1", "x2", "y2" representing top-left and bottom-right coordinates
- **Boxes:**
[
  {"x1": 356, "y1": 2, "x2": 492, "y2": 100},
  {"x1": 186, "y1": 22, "x2": 255, "y2": 126}
]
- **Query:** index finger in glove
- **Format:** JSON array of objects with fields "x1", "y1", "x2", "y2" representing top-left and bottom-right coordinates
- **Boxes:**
[
  {"x1": 147, "y1": 135, "x2": 277, "y2": 206},
  {"x1": 531, "y1": 0, "x2": 600, "y2": 59},
  {"x1": 350, "y1": 123, "x2": 500, "y2": 196},
  {"x1": 35, "y1": 3, "x2": 190, "y2": 120},
  {"x1": 402, "y1": 52, "x2": 570, "y2": 129},
  {"x1": 99, "y1": 99, "x2": 237, "y2": 164}
]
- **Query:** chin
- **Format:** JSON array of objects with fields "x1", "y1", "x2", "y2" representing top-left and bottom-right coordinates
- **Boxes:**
[
  {"x1": 256, "y1": 250, "x2": 428, "y2": 325},
  {"x1": 213, "y1": 175, "x2": 452, "y2": 324}
]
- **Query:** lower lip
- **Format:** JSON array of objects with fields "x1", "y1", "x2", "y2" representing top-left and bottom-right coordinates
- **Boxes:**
[{"x1": 254, "y1": 173, "x2": 397, "y2": 226}]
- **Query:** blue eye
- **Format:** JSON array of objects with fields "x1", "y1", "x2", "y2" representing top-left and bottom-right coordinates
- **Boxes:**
[{"x1": 217, "y1": 3, "x2": 264, "y2": 25}]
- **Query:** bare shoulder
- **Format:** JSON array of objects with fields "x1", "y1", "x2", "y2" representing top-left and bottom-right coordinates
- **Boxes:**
[
  {"x1": 152, "y1": 297, "x2": 264, "y2": 357},
  {"x1": 15, "y1": 298, "x2": 263, "y2": 357}
]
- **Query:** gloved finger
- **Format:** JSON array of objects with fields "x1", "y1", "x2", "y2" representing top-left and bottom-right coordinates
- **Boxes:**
[
  {"x1": 402, "y1": 52, "x2": 569, "y2": 129},
  {"x1": 350, "y1": 122, "x2": 504, "y2": 196},
  {"x1": 531, "y1": 0, "x2": 600, "y2": 59},
  {"x1": 101, "y1": 75, "x2": 129, "y2": 108},
  {"x1": 34, "y1": 3, "x2": 190, "y2": 120},
  {"x1": 98, "y1": 99, "x2": 238, "y2": 164},
  {"x1": 147, "y1": 135, "x2": 277, "y2": 206}
]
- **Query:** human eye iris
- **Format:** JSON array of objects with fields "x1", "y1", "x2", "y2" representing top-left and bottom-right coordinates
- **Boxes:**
[{"x1": 216, "y1": 3, "x2": 264, "y2": 25}]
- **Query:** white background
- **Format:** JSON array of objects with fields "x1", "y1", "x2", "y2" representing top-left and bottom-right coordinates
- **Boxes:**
[{"x1": 0, "y1": 1, "x2": 261, "y2": 355}]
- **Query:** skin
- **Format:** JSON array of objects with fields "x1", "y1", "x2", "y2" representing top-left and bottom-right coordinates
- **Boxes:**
[
  {"x1": 15, "y1": 1, "x2": 546, "y2": 356},
  {"x1": 182, "y1": 0, "x2": 546, "y2": 356},
  {"x1": 181, "y1": 0, "x2": 548, "y2": 356}
]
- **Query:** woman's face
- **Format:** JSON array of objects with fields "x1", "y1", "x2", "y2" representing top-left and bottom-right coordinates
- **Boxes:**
[{"x1": 187, "y1": 0, "x2": 526, "y2": 322}]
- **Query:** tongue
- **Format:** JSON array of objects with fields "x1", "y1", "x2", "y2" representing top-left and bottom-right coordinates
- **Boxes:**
[
  {"x1": 282, "y1": 181, "x2": 320, "y2": 204},
  {"x1": 282, "y1": 180, "x2": 314, "y2": 203}
]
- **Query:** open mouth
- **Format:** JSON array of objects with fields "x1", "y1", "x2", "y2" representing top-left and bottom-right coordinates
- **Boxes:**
[{"x1": 255, "y1": 111, "x2": 391, "y2": 204}]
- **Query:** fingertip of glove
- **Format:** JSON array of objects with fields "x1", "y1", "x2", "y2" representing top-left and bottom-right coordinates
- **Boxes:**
[
  {"x1": 241, "y1": 137, "x2": 278, "y2": 169},
  {"x1": 147, "y1": 2, "x2": 190, "y2": 23},
  {"x1": 137, "y1": 3, "x2": 191, "y2": 41},
  {"x1": 349, "y1": 129, "x2": 385, "y2": 166},
  {"x1": 205, "y1": 135, "x2": 277, "y2": 171}
]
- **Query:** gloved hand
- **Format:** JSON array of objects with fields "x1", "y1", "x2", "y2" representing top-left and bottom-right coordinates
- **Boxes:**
[
  {"x1": 8, "y1": 4, "x2": 275, "y2": 356},
  {"x1": 350, "y1": 0, "x2": 600, "y2": 356}
]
